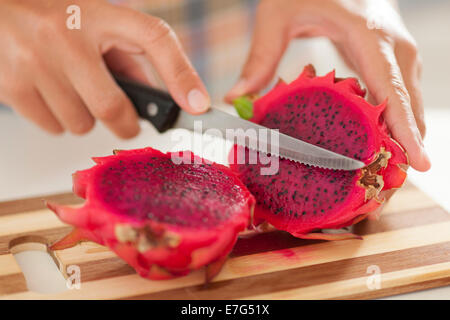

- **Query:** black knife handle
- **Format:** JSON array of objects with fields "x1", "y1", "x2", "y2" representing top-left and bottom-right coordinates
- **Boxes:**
[{"x1": 114, "y1": 75, "x2": 181, "y2": 133}]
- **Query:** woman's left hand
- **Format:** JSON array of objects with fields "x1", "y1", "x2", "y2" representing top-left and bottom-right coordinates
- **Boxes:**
[{"x1": 226, "y1": 0, "x2": 430, "y2": 172}]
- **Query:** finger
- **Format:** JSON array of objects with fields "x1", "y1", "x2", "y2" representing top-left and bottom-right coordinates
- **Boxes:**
[
  {"x1": 100, "y1": 36, "x2": 179, "y2": 90},
  {"x1": 332, "y1": 41, "x2": 357, "y2": 71},
  {"x1": 348, "y1": 37, "x2": 430, "y2": 171},
  {"x1": 103, "y1": 49, "x2": 149, "y2": 85},
  {"x1": 100, "y1": 6, "x2": 210, "y2": 114},
  {"x1": 395, "y1": 41, "x2": 426, "y2": 138},
  {"x1": 225, "y1": 6, "x2": 289, "y2": 102},
  {"x1": 9, "y1": 87, "x2": 64, "y2": 134},
  {"x1": 62, "y1": 48, "x2": 140, "y2": 139},
  {"x1": 36, "y1": 72, "x2": 95, "y2": 135}
]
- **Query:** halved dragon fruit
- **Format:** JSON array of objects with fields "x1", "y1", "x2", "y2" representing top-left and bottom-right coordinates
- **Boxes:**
[
  {"x1": 229, "y1": 65, "x2": 408, "y2": 240},
  {"x1": 48, "y1": 148, "x2": 254, "y2": 280}
]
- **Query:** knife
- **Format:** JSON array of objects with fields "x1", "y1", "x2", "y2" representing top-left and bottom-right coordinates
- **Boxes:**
[{"x1": 114, "y1": 76, "x2": 365, "y2": 171}]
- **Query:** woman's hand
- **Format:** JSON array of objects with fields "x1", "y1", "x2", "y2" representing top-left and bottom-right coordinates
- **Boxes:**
[
  {"x1": 0, "y1": 0, "x2": 210, "y2": 138},
  {"x1": 226, "y1": 0, "x2": 430, "y2": 172}
]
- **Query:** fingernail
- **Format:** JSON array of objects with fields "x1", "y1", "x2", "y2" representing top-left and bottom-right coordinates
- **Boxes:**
[
  {"x1": 187, "y1": 89, "x2": 209, "y2": 112},
  {"x1": 228, "y1": 78, "x2": 248, "y2": 97}
]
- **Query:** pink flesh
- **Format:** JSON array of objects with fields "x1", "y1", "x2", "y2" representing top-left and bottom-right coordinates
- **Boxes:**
[
  {"x1": 232, "y1": 86, "x2": 379, "y2": 224},
  {"x1": 93, "y1": 154, "x2": 248, "y2": 229},
  {"x1": 235, "y1": 148, "x2": 360, "y2": 224},
  {"x1": 258, "y1": 87, "x2": 375, "y2": 161}
]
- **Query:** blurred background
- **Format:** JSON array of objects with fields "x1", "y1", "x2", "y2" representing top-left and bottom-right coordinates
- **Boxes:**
[{"x1": 0, "y1": 0, "x2": 448, "y2": 299}]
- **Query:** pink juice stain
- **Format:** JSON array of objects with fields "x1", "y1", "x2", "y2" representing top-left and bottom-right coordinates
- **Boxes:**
[{"x1": 231, "y1": 230, "x2": 324, "y2": 258}]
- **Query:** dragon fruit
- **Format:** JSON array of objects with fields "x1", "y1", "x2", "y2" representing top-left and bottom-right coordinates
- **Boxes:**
[
  {"x1": 47, "y1": 148, "x2": 254, "y2": 280},
  {"x1": 229, "y1": 65, "x2": 408, "y2": 240}
]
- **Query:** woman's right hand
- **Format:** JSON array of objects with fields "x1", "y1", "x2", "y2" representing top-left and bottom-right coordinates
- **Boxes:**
[{"x1": 0, "y1": 0, "x2": 210, "y2": 138}]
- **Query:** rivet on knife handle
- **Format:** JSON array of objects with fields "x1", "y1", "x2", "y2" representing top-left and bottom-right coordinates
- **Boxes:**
[{"x1": 114, "y1": 75, "x2": 180, "y2": 133}]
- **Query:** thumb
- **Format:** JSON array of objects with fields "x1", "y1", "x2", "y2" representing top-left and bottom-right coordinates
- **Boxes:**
[{"x1": 225, "y1": 13, "x2": 288, "y2": 103}]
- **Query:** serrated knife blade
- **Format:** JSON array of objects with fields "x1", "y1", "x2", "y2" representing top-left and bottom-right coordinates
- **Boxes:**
[
  {"x1": 113, "y1": 76, "x2": 365, "y2": 170},
  {"x1": 173, "y1": 108, "x2": 365, "y2": 171}
]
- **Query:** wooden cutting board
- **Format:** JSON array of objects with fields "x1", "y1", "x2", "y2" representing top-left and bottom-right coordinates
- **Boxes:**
[{"x1": 0, "y1": 181, "x2": 449, "y2": 299}]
